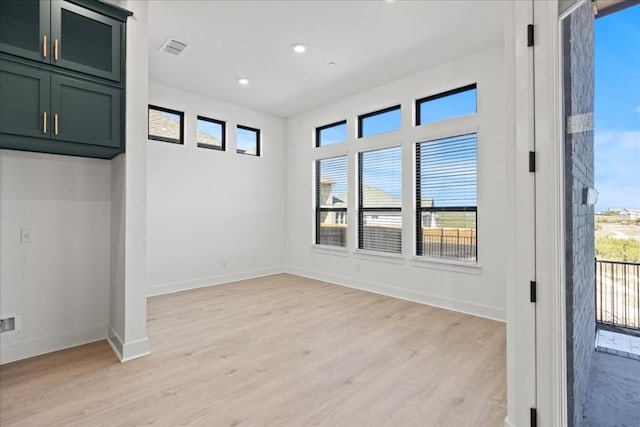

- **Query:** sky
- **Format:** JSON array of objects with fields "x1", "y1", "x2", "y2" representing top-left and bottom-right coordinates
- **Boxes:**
[{"x1": 594, "y1": 4, "x2": 640, "y2": 211}]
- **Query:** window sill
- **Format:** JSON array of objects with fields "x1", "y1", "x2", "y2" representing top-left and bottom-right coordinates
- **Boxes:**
[
  {"x1": 411, "y1": 256, "x2": 482, "y2": 275},
  {"x1": 353, "y1": 249, "x2": 405, "y2": 265},
  {"x1": 311, "y1": 245, "x2": 350, "y2": 257}
]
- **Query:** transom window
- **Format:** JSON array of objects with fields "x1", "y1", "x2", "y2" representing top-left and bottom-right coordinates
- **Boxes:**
[
  {"x1": 236, "y1": 125, "x2": 260, "y2": 156},
  {"x1": 416, "y1": 84, "x2": 477, "y2": 126},
  {"x1": 148, "y1": 105, "x2": 184, "y2": 144},
  {"x1": 197, "y1": 116, "x2": 225, "y2": 150},
  {"x1": 358, "y1": 105, "x2": 401, "y2": 138},
  {"x1": 316, "y1": 120, "x2": 347, "y2": 147}
]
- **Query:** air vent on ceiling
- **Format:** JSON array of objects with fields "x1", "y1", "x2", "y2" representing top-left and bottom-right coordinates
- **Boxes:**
[{"x1": 160, "y1": 38, "x2": 188, "y2": 56}]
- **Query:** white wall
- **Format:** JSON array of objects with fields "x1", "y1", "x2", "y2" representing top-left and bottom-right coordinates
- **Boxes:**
[
  {"x1": 107, "y1": 0, "x2": 150, "y2": 362},
  {"x1": 284, "y1": 45, "x2": 510, "y2": 321},
  {"x1": 0, "y1": 151, "x2": 111, "y2": 364},
  {"x1": 146, "y1": 82, "x2": 287, "y2": 296}
]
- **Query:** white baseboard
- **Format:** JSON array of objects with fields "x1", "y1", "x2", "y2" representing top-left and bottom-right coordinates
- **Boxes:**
[
  {"x1": 147, "y1": 266, "x2": 285, "y2": 297},
  {"x1": 107, "y1": 326, "x2": 150, "y2": 362},
  {"x1": 0, "y1": 324, "x2": 107, "y2": 365},
  {"x1": 283, "y1": 265, "x2": 506, "y2": 322}
]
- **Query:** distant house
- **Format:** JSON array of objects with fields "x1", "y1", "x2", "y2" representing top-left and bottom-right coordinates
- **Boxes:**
[{"x1": 148, "y1": 109, "x2": 223, "y2": 148}]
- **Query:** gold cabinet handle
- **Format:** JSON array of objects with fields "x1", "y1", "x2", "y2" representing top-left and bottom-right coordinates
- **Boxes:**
[
  {"x1": 43, "y1": 35, "x2": 47, "y2": 58},
  {"x1": 54, "y1": 39, "x2": 59, "y2": 61},
  {"x1": 43, "y1": 112, "x2": 47, "y2": 134},
  {"x1": 54, "y1": 113, "x2": 59, "y2": 135}
]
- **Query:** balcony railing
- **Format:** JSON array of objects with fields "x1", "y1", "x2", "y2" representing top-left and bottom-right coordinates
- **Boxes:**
[{"x1": 596, "y1": 259, "x2": 640, "y2": 332}]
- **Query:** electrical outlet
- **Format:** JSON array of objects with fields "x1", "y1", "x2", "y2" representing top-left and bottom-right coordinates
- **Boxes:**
[
  {"x1": 0, "y1": 313, "x2": 21, "y2": 335},
  {"x1": 0, "y1": 317, "x2": 16, "y2": 333},
  {"x1": 20, "y1": 228, "x2": 33, "y2": 243}
]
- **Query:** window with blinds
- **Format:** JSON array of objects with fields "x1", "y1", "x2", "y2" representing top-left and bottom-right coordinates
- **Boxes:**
[
  {"x1": 316, "y1": 156, "x2": 348, "y2": 247},
  {"x1": 416, "y1": 133, "x2": 477, "y2": 261},
  {"x1": 358, "y1": 146, "x2": 402, "y2": 253}
]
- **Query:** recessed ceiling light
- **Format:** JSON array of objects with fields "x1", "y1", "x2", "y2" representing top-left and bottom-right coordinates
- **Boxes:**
[
  {"x1": 292, "y1": 44, "x2": 307, "y2": 53},
  {"x1": 328, "y1": 62, "x2": 336, "y2": 67},
  {"x1": 238, "y1": 78, "x2": 249, "y2": 85}
]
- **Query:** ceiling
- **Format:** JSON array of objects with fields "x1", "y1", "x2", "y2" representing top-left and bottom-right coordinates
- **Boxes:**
[{"x1": 148, "y1": 1, "x2": 505, "y2": 118}]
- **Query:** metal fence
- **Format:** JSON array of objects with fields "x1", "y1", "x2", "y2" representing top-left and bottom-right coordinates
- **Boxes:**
[
  {"x1": 421, "y1": 228, "x2": 477, "y2": 262},
  {"x1": 596, "y1": 259, "x2": 640, "y2": 332}
]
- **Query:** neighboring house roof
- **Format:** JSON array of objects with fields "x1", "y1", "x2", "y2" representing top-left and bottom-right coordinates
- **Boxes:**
[{"x1": 149, "y1": 109, "x2": 222, "y2": 146}]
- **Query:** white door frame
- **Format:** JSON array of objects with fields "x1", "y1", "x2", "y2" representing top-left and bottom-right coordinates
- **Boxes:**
[{"x1": 506, "y1": 0, "x2": 570, "y2": 426}]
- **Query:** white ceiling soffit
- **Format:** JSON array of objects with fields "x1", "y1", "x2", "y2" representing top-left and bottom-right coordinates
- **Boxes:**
[{"x1": 148, "y1": 0, "x2": 504, "y2": 118}]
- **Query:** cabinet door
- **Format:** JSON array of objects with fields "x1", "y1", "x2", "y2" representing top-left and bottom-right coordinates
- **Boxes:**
[
  {"x1": 0, "y1": 59, "x2": 51, "y2": 139},
  {"x1": 0, "y1": 0, "x2": 50, "y2": 62},
  {"x1": 50, "y1": 0, "x2": 122, "y2": 81},
  {"x1": 51, "y1": 74, "x2": 120, "y2": 148}
]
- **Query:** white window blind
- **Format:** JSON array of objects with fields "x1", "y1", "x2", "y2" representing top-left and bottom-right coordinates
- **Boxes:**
[
  {"x1": 358, "y1": 146, "x2": 402, "y2": 253},
  {"x1": 316, "y1": 156, "x2": 348, "y2": 247},
  {"x1": 416, "y1": 133, "x2": 477, "y2": 261}
]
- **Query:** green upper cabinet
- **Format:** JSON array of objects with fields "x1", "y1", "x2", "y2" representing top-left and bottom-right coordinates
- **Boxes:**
[
  {"x1": 0, "y1": 0, "x2": 130, "y2": 159},
  {"x1": 0, "y1": 60, "x2": 51, "y2": 138},
  {"x1": 51, "y1": 74, "x2": 120, "y2": 147},
  {"x1": 51, "y1": 1, "x2": 122, "y2": 81},
  {"x1": 0, "y1": 0, "x2": 50, "y2": 63},
  {"x1": 0, "y1": 0, "x2": 125, "y2": 82}
]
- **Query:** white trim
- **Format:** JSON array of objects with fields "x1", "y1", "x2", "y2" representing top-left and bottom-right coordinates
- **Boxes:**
[
  {"x1": 121, "y1": 337, "x2": 150, "y2": 362},
  {"x1": 505, "y1": 1, "x2": 538, "y2": 425},
  {"x1": 107, "y1": 326, "x2": 150, "y2": 363},
  {"x1": 353, "y1": 249, "x2": 405, "y2": 264},
  {"x1": 533, "y1": 1, "x2": 568, "y2": 426},
  {"x1": 107, "y1": 326, "x2": 124, "y2": 360},
  {"x1": 284, "y1": 265, "x2": 506, "y2": 322},
  {"x1": 0, "y1": 324, "x2": 107, "y2": 365},
  {"x1": 310, "y1": 244, "x2": 350, "y2": 256},
  {"x1": 147, "y1": 266, "x2": 285, "y2": 297},
  {"x1": 410, "y1": 256, "x2": 482, "y2": 275}
]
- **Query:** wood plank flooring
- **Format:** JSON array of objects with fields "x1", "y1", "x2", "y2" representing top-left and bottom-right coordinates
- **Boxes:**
[{"x1": 0, "y1": 273, "x2": 506, "y2": 426}]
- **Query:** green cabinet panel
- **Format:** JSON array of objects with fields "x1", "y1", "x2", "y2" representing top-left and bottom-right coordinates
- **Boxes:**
[
  {"x1": 0, "y1": 0, "x2": 50, "y2": 63},
  {"x1": 0, "y1": 59, "x2": 51, "y2": 138},
  {"x1": 51, "y1": 0, "x2": 122, "y2": 82},
  {"x1": 51, "y1": 74, "x2": 120, "y2": 147}
]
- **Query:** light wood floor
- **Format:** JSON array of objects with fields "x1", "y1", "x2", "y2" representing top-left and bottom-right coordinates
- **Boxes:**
[{"x1": 0, "y1": 274, "x2": 506, "y2": 426}]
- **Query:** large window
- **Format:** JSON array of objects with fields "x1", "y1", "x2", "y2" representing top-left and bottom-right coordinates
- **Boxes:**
[
  {"x1": 236, "y1": 125, "x2": 260, "y2": 156},
  {"x1": 316, "y1": 156, "x2": 348, "y2": 247},
  {"x1": 416, "y1": 133, "x2": 477, "y2": 262},
  {"x1": 316, "y1": 120, "x2": 347, "y2": 147},
  {"x1": 416, "y1": 84, "x2": 477, "y2": 126},
  {"x1": 148, "y1": 105, "x2": 184, "y2": 144},
  {"x1": 197, "y1": 116, "x2": 225, "y2": 150},
  {"x1": 358, "y1": 146, "x2": 402, "y2": 253},
  {"x1": 358, "y1": 105, "x2": 401, "y2": 138}
]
